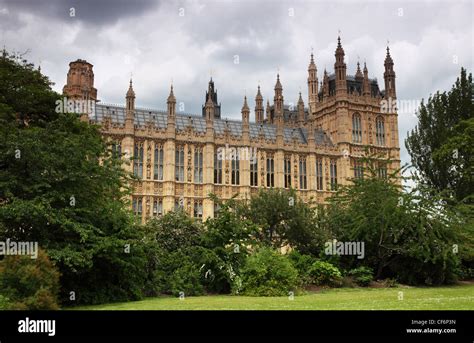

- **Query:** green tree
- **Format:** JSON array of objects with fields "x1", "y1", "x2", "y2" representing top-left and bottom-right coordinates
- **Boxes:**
[
  {"x1": 406, "y1": 68, "x2": 473, "y2": 279},
  {"x1": 0, "y1": 50, "x2": 148, "y2": 305},
  {"x1": 237, "y1": 247, "x2": 299, "y2": 296},
  {"x1": 240, "y1": 188, "x2": 328, "y2": 254},
  {"x1": 406, "y1": 68, "x2": 473, "y2": 203},
  {"x1": 0, "y1": 249, "x2": 60, "y2": 310},
  {"x1": 322, "y1": 156, "x2": 460, "y2": 284},
  {"x1": 0, "y1": 50, "x2": 59, "y2": 126}
]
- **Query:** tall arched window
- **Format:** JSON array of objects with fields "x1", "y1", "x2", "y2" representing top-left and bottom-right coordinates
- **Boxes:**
[
  {"x1": 352, "y1": 113, "x2": 362, "y2": 143},
  {"x1": 376, "y1": 116, "x2": 385, "y2": 146}
]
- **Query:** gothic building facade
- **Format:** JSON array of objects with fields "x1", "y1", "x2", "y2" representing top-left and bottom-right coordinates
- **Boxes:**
[{"x1": 63, "y1": 37, "x2": 400, "y2": 222}]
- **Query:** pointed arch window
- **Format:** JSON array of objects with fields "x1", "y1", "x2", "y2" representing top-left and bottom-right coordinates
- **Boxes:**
[
  {"x1": 330, "y1": 159, "x2": 338, "y2": 191},
  {"x1": 266, "y1": 155, "x2": 275, "y2": 188},
  {"x1": 352, "y1": 113, "x2": 362, "y2": 143},
  {"x1": 376, "y1": 116, "x2": 385, "y2": 146},
  {"x1": 175, "y1": 146, "x2": 185, "y2": 181},
  {"x1": 194, "y1": 147, "x2": 203, "y2": 183},
  {"x1": 299, "y1": 157, "x2": 307, "y2": 190},
  {"x1": 154, "y1": 143, "x2": 164, "y2": 181},
  {"x1": 316, "y1": 157, "x2": 323, "y2": 190},
  {"x1": 250, "y1": 159, "x2": 258, "y2": 187},
  {"x1": 133, "y1": 143, "x2": 144, "y2": 179},
  {"x1": 284, "y1": 156, "x2": 291, "y2": 188},
  {"x1": 231, "y1": 158, "x2": 240, "y2": 185},
  {"x1": 214, "y1": 151, "x2": 223, "y2": 184}
]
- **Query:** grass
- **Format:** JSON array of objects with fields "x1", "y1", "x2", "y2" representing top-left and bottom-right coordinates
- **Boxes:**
[{"x1": 71, "y1": 284, "x2": 474, "y2": 310}]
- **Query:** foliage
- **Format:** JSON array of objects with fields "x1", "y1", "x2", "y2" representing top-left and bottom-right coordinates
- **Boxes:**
[
  {"x1": 150, "y1": 210, "x2": 203, "y2": 252},
  {"x1": 201, "y1": 195, "x2": 259, "y2": 293},
  {"x1": 236, "y1": 247, "x2": 299, "y2": 296},
  {"x1": 0, "y1": 249, "x2": 60, "y2": 310},
  {"x1": 406, "y1": 68, "x2": 473, "y2": 203},
  {"x1": 0, "y1": 50, "x2": 148, "y2": 305},
  {"x1": 240, "y1": 188, "x2": 329, "y2": 254},
  {"x1": 347, "y1": 266, "x2": 374, "y2": 287},
  {"x1": 308, "y1": 260, "x2": 343, "y2": 287},
  {"x1": 0, "y1": 50, "x2": 59, "y2": 126},
  {"x1": 288, "y1": 250, "x2": 316, "y2": 285},
  {"x1": 320, "y1": 155, "x2": 461, "y2": 285},
  {"x1": 405, "y1": 68, "x2": 473, "y2": 282}
]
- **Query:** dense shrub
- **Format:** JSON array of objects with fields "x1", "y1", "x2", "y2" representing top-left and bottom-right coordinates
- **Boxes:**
[
  {"x1": 348, "y1": 267, "x2": 373, "y2": 287},
  {"x1": 237, "y1": 248, "x2": 299, "y2": 296},
  {"x1": 0, "y1": 249, "x2": 60, "y2": 309},
  {"x1": 167, "y1": 256, "x2": 205, "y2": 297},
  {"x1": 288, "y1": 250, "x2": 315, "y2": 285},
  {"x1": 0, "y1": 294, "x2": 10, "y2": 309},
  {"x1": 391, "y1": 257, "x2": 458, "y2": 285},
  {"x1": 308, "y1": 261, "x2": 342, "y2": 287}
]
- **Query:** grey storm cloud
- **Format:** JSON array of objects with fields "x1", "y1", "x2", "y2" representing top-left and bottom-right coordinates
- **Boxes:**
[
  {"x1": 0, "y1": 0, "x2": 472, "y2": 171},
  {"x1": 0, "y1": 0, "x2": 159, "y2": 26}
]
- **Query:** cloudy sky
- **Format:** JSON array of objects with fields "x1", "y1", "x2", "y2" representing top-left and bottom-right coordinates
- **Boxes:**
[{"x1": 0, "y1": 0, "x2": 472, "y2": 168}]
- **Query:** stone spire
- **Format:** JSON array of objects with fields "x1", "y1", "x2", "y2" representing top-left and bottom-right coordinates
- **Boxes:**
[
  {"x1": 355, "y1": 61, "x2": 363, "y2": 80},
  {"x1": 362, "y1": 62, "x2": 370, "y2": 96},
  {"x1": 125, "y1": 79, "x2": 135, "y2": 130},
  {"x1": 241, "y1": 95, "x2": 250, "y2": 123},
  {"x1": 323, "y1": 68, "x2": 329, "y2": 97},
  {"x1": 297, "y1": 92, "x2": 305, "y2": 126},
  {"x1": 307, "y1": 52, "x2": 319, "y2": 111},
  {"x1": 204, "y1": 92, "x2": 215, "y2": 122},
  {"x1": 384, "y1": 45, "x2": 396, "y2": 99},
  {"x1": 255, "y1": 85, "x2": 264, "y2": 124},
  {"x1": 167, "y1": 84, "x2": 176, "y2": 118},
  {"x1": 274, "y1": 73, "x2": 284, "y2": 119},
  {"x1": 334, "y1": 36, "x2": 347, "y2": 96},
  {"x1": 266, "y1": 99, "x2": 271, "y2": 123}
]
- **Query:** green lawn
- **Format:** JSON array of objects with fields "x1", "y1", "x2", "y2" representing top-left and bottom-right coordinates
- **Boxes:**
[{"x1": 72, "y1": 284, "x2": 474, "y2": 310}]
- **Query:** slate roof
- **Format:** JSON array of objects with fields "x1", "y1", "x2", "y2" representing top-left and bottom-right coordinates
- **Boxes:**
[{"x1": 93, "y1": 103, "x2": 333, "y2": 146}]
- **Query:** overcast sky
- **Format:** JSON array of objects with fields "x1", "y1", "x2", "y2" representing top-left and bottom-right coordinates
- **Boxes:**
[{"x1": 0, "y1": 0, "x2": 472, "y2": 168}]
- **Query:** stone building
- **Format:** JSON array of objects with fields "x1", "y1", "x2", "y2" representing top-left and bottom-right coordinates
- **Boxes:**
[{"x1": 63, "y1": 37, "x2": 400, "y2": 222}]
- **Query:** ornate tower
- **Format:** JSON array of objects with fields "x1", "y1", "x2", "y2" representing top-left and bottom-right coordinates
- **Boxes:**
[
  {"x1": 125, "y1": 79, "x2": 135, "y2": 130},
  {"x1": 167, "y1": 85, "x2": 176, "y2": 118},
  {"x1": 307, "y1": 53, "x2": 318, "y2": 111},
  {"x1": 355, "y1": 62, "x2": 363, "y2": 82},
  {"x1": 63, "y1": 59, "x2": 97, "y2": 101},
  {"x1": 362, "y1": 62, "x2": 370, "y2": 96},
  {"x1": 204, "y1": 92, "x2": 215, "y2": 122},
  {"x1": 242, "y1": 96, "x2": 250, "y2": 140},
  {"x1": 273, "y1": 74, "x2": 284, "y2": 120},
  {"x1": 297, "y1": 92, "x2": 305, "y2": 126},
  {"x1": 202, "y1": 78, "x2": 221, "y2": 119},
  {"x1": 255, "y1": 86, "x2": 264, "y2": 124},
  {"x1": 242, "y1": 96, "x2": 250, "y2": 123},
  {"x1": 323, "y1": 69, "x2": 329, "y2": 98},
  {"x1": 334, "y1": 36, "x2": 347, "y2": 96},
  {"x1": 266, "y1": 99, "x2": 271, "y2": 123},
  {"x1": 384, "y1": 46, "x2": 396, "y2": 99}
]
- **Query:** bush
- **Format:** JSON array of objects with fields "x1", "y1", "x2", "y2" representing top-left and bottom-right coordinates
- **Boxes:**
[
  {"x1": 0, "y1": 249, "x2": 60, "y2": 310},
  {"x1": 288, "y1": 250, "x2": 315, "y2": 285},
  {"x1": 237, "y1": 248, "x2": 299, "y2": 296},
  {"x1": 167, "y1": 256, "x2": 205, "y2": 297},
  {"x1": 308, "y1": 260, "x2": 342, "y2": 287},
  {"x1": 348, "y1": 267, "x2": 374, "y2": 287},
  {"x1": 0, "y1": 294, "x2": 10, "y2": 310}
]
